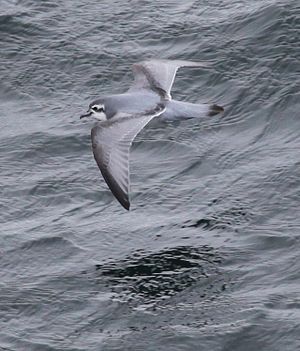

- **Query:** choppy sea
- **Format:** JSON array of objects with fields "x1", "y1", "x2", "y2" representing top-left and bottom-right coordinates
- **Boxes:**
[{"x1": 1, "y1": 0, "x2": 300, "y2": 350}]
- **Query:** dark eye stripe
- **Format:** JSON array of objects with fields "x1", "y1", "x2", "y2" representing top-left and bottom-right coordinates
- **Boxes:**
[{"x1": 92, "y1": 105, "x2": 104, "y2": 112}]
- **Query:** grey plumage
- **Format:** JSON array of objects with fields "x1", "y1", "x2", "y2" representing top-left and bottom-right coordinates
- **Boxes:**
[
  {"x1": 81, "y1": 59, "x2": 224, "y2": 210},
  {"x1": 91, "y1": 104, "x2": 165, "y2": 210}
]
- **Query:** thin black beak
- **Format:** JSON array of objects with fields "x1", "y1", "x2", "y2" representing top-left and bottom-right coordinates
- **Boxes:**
[{"x1": 80, "y1": 111, "x2": 92, "y2": 119}]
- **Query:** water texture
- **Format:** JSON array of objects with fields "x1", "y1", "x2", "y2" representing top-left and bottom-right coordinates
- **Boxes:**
[{"x1": 1, "y1": 0, "x2": 300, "y2": 350}]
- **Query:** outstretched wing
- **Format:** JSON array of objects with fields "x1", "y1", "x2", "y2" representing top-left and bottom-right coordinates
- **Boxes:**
[
  {"x1": 129, "y1": 59, "x2": 209, "y2": 99},
  {"x1": 91, "y1": 103, "x2": 165, "y2": 210}
]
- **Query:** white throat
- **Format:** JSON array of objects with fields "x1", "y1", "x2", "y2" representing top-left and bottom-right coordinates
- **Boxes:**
[{"x1": 92, "y1": 111, "x2": 107, "y2": 121}]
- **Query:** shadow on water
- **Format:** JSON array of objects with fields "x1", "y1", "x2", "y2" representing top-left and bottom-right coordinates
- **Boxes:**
[
  {"x1": 65, "y1": 246, "x2": 228, "y2": 345},
  {"x1": 93, "y1": 245, "x2": 223, "y2": 304}
]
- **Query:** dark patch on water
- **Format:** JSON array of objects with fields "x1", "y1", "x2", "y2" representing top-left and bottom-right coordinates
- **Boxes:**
[{"x1": 93, "y1": 246, "x2": 223, "y2": 304}]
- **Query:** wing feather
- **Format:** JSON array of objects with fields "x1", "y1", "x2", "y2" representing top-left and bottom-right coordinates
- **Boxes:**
[
  {"x1": 129, "y1": 59, "x2": 209, "y2": 99},
  {"x1": 91, "y1": 103, "x2": 165, "y2": 210}
]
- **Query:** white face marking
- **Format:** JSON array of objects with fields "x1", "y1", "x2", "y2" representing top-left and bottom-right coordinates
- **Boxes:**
[{"x1": 90, "y1": 104, "x2": 107, "y2": 121}]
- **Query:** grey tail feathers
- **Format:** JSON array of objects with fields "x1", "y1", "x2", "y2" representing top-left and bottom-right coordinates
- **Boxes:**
[{"x1": 209, "y1": 104, "x2": 224, "y2": 116}]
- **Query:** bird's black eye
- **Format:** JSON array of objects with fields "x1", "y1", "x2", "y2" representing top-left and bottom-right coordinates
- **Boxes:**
[{"x1": 91, "y1": 105, "x2": 104, "y2": 112}]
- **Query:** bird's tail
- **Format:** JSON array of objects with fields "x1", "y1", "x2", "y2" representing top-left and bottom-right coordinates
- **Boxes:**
[
  {"x1": 208, "y1": 104, "x2": 224, "y2": 116},
  {"x1": 160, "y1": 100, "x2": 224, "y2": 121}
]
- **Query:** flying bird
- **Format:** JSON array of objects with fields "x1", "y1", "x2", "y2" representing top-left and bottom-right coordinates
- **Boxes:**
[{"x1": 80, "y1": 59, "x2": 224, "y2": 210}]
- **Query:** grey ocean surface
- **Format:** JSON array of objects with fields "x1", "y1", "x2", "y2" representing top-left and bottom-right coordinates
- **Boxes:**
[{"x1": 1, "y1": 0, "x2": 300, "y2": 350}]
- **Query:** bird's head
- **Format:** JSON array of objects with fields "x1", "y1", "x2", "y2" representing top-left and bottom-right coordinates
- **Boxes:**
[{"x1": 80, "y1": 100, "x2": 107, "y2": 121}]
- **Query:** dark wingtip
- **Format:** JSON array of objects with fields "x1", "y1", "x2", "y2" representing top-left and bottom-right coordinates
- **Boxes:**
[
  {"x1": 123, "y1": 200, "x2": 130, "y2": 211},
  {"x1": 111, "y1": 191, "x2": 130, "y2": 211},
  {"x1": 208, "y1": 104, "x2": 224, "y2": 116}
]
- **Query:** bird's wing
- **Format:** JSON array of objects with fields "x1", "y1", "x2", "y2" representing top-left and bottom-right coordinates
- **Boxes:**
[
  {"x1": 91, "y1": 103, "x2": 165, "y2": 210},
  {"x1": 128, "y1": 59, "x2": 209, "y2": 99}
]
